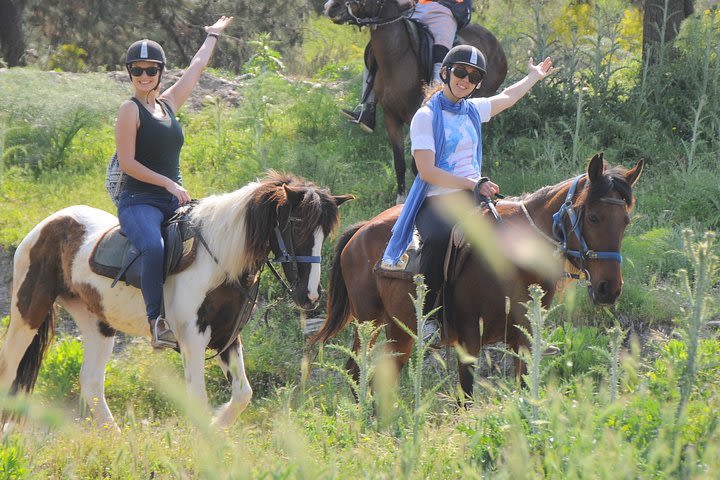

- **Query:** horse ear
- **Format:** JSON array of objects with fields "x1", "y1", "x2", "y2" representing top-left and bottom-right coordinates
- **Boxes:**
[
  {"x1": 587, "y1": 152, "x2": 604, "y2": 182},
  {"x1": 333, "y1": 194, "x2": 355, "y2": 206},
  {"x1": 282, "y1": 184, "x2": 305, "y2": 206},
  {"x1": 625, "y1": 159, "x2": 644, "y2": 188}
]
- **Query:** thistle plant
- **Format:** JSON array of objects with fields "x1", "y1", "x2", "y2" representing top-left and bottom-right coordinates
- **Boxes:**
[
  {"x1": 317, "y1": 320, "x2": 390, "y2": 427},
  {"x1": 392, "y1": 275, "x2": 448, "y2": 447},
  {"x1": 590, "y1": 322, "x2": 627, "y2": 403},
  {"x1": 510, "y1": 284, "x2": 559, "y2": 432},
  {"x1": 673, "y1": 230, "x2": 718, "y2": 423}
]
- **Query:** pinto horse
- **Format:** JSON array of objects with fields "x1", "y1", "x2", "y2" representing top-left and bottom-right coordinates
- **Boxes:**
[
  {"x1": 325, "y1": 0, "x2": 508, "y2": 201},
  {"x1": 0, "y1": 172, "x2": 352, "y2": 429},
  {"x1": 312, "y1": 154, "x2": 643, "y2": 397}
]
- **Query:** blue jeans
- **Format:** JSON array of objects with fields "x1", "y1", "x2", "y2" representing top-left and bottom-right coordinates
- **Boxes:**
[{"x1": 118, "y1": 191, "x2": 179, "y2": 320}]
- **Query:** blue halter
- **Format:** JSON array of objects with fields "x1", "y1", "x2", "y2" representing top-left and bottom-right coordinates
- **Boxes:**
[{"x1": 551, "y1": 175, "x2": 624, "y2": 270}]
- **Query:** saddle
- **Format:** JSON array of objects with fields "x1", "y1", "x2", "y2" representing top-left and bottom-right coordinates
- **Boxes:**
[
  {"x1": 375, "y1": 223, "x2": 471, "y2": 286},
  {"x1": 363, "y1": 20, "x2": 474, "y2": 95},
  {"x1": 89, "y1": 204, "x2": 200, "y2": 289},
  {"x1": 364, "y1": 19, "x2": 435, "y2": 92}
]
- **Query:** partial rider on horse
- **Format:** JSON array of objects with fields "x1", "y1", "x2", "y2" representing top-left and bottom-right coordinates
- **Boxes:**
[
  {"x1": 341, "y1": 0, "x2": 473, "y2": 132},
  {"x1": 380, "y1": 44, "x2": 557, "y2": 340}
]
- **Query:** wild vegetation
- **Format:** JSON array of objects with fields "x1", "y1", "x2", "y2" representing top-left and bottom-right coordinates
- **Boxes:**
[{"x1": 0, "y1": 1, "x2": 719, "y2": 477}]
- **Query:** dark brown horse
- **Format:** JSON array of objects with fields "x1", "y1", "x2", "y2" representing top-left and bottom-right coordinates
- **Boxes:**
[
  {"x1": 312, "y1": 153, "x2": 643, "y2": 396},
  {"x1": 325, "y1": 0, "x2": 508, "y2": 202}
]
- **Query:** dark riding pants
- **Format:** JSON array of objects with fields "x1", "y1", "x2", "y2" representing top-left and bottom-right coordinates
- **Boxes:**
[
  {"x1": 416, "y1": 191, "x2": 474, "y2": 314},
  {"x1": 118, "y1": 191, "x2": 179, "y2": 320},
  {"x1": 415, "y1": 196, "x2": 454, "y2": 314}
]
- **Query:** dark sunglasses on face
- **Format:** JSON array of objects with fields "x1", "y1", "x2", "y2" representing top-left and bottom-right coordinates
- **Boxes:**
[
  {"x1": 451, "y1": 66, "x2": 484, "y2": 84},
  {"x1": 129, "y1": 65, "x2": 161, "y2": 77}
]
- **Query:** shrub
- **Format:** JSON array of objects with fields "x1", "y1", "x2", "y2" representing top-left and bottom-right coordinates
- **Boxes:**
[{"x1": 0, "y1": 69, "x2": 124, "y2": 174}]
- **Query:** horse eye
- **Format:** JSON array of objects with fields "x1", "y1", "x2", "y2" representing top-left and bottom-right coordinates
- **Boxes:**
[{"x1": 588, "y1": 213, "x2": 600, "y2": 224}]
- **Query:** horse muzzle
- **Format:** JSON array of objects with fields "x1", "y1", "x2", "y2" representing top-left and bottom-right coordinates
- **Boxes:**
[
  {"x1": 324, "y1": 0, "x2": 350, "y2": 23},
  {"x1": 292, "y1": 287, "x2": 322, "y2": 312},
  {"x1": 589, "y1": 280, "x2": 622, "y2": 305}
]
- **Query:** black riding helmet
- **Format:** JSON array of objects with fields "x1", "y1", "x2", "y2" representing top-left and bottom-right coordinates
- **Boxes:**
[
  {"x1": 125, "y1": 39, "x2": 166, "y2": 92},
  {"x1": 440, "y1": 45, "x2": 487, "y2": 97},
  {"x1": 126, "y1": 39, "x2": 166, "y2": 66}
]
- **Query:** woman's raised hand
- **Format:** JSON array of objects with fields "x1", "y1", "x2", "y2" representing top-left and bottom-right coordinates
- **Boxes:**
[
  {"x1": 527, "y1": 57, "x2": 558, "y2": 81},
  {"x1": 205, "y1": 16, "x2": 234, "y2": 36}
]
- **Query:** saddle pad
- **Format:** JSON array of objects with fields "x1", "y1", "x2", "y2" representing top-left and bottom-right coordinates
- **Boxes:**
[
  {"x1": 374, "y1": 223, "x2": 472, "y2": 285},
  {"x1": 90, "y1": 225, "x2": 135, "y2": 278},
  {"x1": 89, "y1": 223, "x2": 198, "y2": 288}
]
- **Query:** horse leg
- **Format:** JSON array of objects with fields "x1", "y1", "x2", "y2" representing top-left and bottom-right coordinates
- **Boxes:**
[
  {"x1": 179, "y1": 324, "x2": 211, "y2": 412},
  {"x1": 380, "y1": 311, "x2": 418, "y2": 381},
  {"x1": 61, "y1": 297, "x2": 118, "y2": 431},
  {"x1": 345, "y1": 321, "x2": 383, "y2": 398},
  {"x1": 384, "y1": 114, "x2": 408, "y2": 203},
  {"x1": 0, "y1": 318, "x2": 39, "y2": 392},
  {"x1": 212, "y1": 339, "x2": 252, "y2": 428}
]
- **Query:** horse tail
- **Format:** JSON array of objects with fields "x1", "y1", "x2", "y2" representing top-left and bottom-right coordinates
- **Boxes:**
[
  {"x1": 311, "y1": 221, "x2": 367, "y2": 345},
  {"x1": 10, "y1": 310, "x2": 55, "y2": 395}
]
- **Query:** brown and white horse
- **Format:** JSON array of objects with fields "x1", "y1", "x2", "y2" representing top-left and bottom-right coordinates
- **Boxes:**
[{"x1": 1, "y1": 172, "x2": 352, "y2": 429}]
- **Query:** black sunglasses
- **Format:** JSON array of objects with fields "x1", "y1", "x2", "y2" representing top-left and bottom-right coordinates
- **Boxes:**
[
  {"x1": 451, "y1": 66, "x2": 484, "y2": 84},
  {"x1": 129, "y1": 65, "x2": 161, "y2": 77}
]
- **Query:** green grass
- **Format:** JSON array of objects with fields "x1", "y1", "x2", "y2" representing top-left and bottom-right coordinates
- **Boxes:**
[{"x1": 1, "y1": 5, "x2": 720, "y2": 476}]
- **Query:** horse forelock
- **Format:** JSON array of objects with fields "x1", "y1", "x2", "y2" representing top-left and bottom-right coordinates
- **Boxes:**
[
  {"x1": 244, "y1": 171, "x2": 340, "y2": 268},
  {"x1": 577, "y1": 165, "x2": 634, "y2": 209}
]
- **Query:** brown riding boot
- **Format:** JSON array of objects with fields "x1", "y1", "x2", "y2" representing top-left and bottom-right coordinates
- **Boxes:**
[{"x1": 149, "y1": 316, "x2": 178, "y2": 350}]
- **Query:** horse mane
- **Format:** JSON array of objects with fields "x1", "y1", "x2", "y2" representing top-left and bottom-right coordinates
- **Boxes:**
[
  {"x1": 189, "y1": 182, "x2": 257, "y2": 285},
  {"x1": 503, "y1": 162, "x2": 635, "y2": 208},
  {"x1": 191, "y1": 171, "x2": 341, "y2": 285}
]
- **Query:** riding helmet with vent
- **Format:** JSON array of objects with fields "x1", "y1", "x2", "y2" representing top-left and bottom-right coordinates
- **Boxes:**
[
  {"x1": 125, "y1": 39, "x2": 166, "y2": 67},
  {"x1": 441, "y1": 45, "x2": 487, "y2": 79}
]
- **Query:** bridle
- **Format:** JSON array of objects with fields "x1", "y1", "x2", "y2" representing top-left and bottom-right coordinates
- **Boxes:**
[
  {"x1": 199, "y1": 207, "x2": 322, "y2": 360},
  {"x1": 265, "y1": 212, "x2": 322, "y2": 297},
  {"x1": 343, "y1": 0, "x2": 416, "y2": 27},
  {"x1": 520, "y1": 174, "x2": 627, "y2": 283}
]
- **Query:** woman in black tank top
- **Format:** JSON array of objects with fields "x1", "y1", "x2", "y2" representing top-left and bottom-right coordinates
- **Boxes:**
[{"x1": 114, "y1": 16, "x2": 233, "y2": 350}]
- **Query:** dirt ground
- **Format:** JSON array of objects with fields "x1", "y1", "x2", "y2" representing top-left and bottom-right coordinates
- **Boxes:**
[{"x1": 106, "y1": 69, "x2": 243, "y2": 111}]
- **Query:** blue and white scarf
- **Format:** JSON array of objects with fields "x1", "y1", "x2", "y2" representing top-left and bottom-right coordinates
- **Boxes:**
[{"x1": 382, "y1": 91, "x2": 483, "y2": 264}]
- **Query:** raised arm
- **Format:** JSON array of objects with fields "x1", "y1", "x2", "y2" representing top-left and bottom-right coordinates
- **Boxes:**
[
  {"x1": 488, "y1": 57, "x2": 557, "y2": 117},
  {"x1": 160, "y1": 16, "x2": 234, "y2": 112}
]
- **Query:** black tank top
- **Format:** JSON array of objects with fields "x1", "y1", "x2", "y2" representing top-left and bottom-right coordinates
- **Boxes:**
[{"x1": 124, "y1": 97, "x2": 184, "y2": 195}]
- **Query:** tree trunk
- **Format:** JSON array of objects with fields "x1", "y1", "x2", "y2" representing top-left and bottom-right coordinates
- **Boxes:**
[
  {"x1": 642, "y1": 0, "x2": 694, "y2": 65},
  {"x1": 0, "y1": 0, "x2": 26, "y2": 66}
]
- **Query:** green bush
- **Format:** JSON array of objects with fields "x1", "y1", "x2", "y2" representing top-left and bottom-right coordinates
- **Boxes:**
[
  {"x1": 47, "y1": 44, "x2": 88, "y2": 72},
  {"x1": 0, "y1": 69, "x2": 124, "y2": 174},
  {"x1": 37, "y1": 336, "x2": 84, "y2": 402},
  {"x1": 0, "y1": 436, "x2": 28, "y2": 479}
]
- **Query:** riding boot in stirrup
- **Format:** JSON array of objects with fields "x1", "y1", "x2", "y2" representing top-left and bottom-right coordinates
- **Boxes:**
[
  {"x1": 340, "y1": 103, "x2": 376, "y2": 133},
  {"x1": 150, "y1": 316, "x2": 178, "y2": 350}
]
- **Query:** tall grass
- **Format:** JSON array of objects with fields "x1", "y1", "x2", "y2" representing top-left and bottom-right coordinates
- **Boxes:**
[{"x1": 1, "y1": 6, "x2": 719, "y2": 477}]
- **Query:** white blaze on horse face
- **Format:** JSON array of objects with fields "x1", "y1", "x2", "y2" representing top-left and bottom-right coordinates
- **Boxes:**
[{"x1": 307, "y1": 227, "x2": 324, "y2": 303}]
